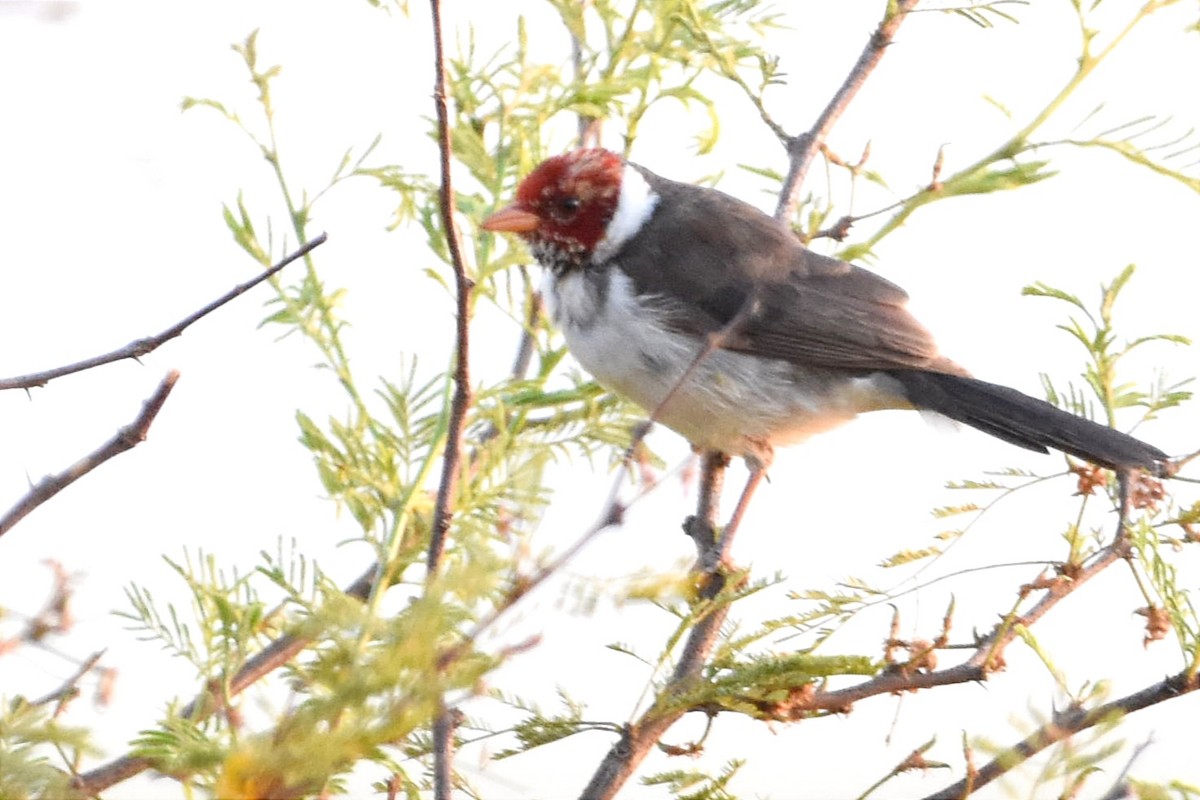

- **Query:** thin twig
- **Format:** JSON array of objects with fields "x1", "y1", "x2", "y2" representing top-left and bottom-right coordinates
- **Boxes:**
[
  {"x1": 923, "y1": 671, "x2": 1196, "y2": 800},
  {"x1": 0, "y1": 235, "x2": 327, "y2": 391},
  {"x1": 803, "y1": 535, "x2": 1132, "y2": 715},
  {"x1": 426, "y1": 1, "x2": 476, "y2": 796},
  {"x1": 579, "y1": 451, "x2": 731, "y2": 800},
  {"x1": 0, "y1": 370, "x2": 180, "y2": 539},
  {"x1": 424, "y1": 0, "x2": 473, "y2": 578},
  {"x1": 573, "y1": 25, "x2": 602, "y2": 148},
  {"x1": 32, "y1": 649, "x2": 106, "y2": 710},
  {"x1": 581, "y1": 487, "x2": 1140, "y2": 799},
  {"x1": 510, "y1": 280, "x2": 541, "y2": 381},
  {"x1": 774, "y1": 0, "x2": 920, "y2": 222},
  {"x1": 1097, "y1": 736, "x2": 1155, "y2": 800}
]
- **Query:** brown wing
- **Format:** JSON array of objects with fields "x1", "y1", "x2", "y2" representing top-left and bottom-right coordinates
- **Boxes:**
[{"x1": 615, "y1": 167, "x2": 955, "y2": 373}]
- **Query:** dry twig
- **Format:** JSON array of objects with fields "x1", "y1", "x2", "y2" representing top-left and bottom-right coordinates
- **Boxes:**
[
  {"x1": 0, "y1": 234, "x2": 326, "y2": 392},
  {"x1": 774, "y1": 0, "x2": 920, "y2": 222},
  {"x1": 0, "y1": 371, "x2": 180, "y2": 539},
  {"x1": 424, "y1": 0, "x2": 476, "y2": 794},
  {"x1": 924, "y1": 672, "x2": 1196, "y2": 799}
]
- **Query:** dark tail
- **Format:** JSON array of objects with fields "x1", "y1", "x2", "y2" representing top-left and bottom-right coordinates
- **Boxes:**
[{"x1": 890, "y1": 370, "x2": 1168, "y2": 475}]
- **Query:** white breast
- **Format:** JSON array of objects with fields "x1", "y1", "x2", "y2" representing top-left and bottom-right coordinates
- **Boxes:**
[{"x1": 546, "y1": 268, "x2": 907, "y2": 461}]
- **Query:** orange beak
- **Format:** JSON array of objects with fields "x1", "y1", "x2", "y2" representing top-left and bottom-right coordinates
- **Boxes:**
[{"x1": 481, "y1": 204, "x2": 541, "y2": 234}]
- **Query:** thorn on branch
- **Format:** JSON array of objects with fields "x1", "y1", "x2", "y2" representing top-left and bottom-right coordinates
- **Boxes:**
[
  {"x1": 929, "y1": 144, "x2": 946, "y2": 191},
  {"x1": 0, "y1": 370, "x2": 181, "y2": 539},
  {"x1": 602, "y1": 500, "x2": 626, "y2": 529},
  {"x1": 32, "y1": 649, "x2": 107, "y2": 712},
  {"x1": 0, "y1": 235, "x2": 325, "y2": 391},
  {"x1": 683, "y1": 514, "x2": 716, "y2": 550},
  {"x1": 812, "y1": 215, "x2": 856, "y2": 243}
]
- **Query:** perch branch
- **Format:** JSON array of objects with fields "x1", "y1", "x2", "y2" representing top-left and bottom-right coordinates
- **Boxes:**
[{"x1": 578, "y1": 450, "x2": 733, "y2": 799}]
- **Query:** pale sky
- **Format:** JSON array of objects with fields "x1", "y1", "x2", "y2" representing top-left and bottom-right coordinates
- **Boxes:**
[{"x1": 1, "y1": 2, "x2": 1198, "y2": 798}]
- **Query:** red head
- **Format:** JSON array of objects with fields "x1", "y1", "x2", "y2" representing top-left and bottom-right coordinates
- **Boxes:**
[{"x1": 482, "y1": 149, "x2": 626, "y2": 270}]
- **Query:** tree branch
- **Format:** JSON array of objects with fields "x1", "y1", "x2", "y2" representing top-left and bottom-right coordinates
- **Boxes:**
[
  {"x1": 0, "y1": 234, "x2": 326, "y2": 391},
  {"x1": 424, "y1": 0, "x2": 473, "y2": 577},
  {"x1": 579, "y1": 451, "x2": 732, "y2": 800},
  {"x1": 924, "y1": 671, "x2": 1198, "y2": 800},
  {"x1": 0, "y1": 370, "x2": 180, "y2": 539},
  {"x1": 774, "y1": 0, "x2": 920, "y2": 222},
  {"x1": 425, "y1": 0, "x2": 475, "y2": 795},
  {"x1": 32, "y1": 649, "x2": 107, "y2": 711},
  {"x1": 579, "y1": 480, "x2": 1145, "y2": 797},
  {"x1": 759, "y1": 517, "x2": 1135, "y2": 720}
]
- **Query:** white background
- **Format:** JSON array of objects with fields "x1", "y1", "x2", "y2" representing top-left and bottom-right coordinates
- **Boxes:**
[{"x1": 1, "y1": 1, "x2": 1198, "y2": 797}]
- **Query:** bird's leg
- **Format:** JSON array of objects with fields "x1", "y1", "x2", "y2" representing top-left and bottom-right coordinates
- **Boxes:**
[
  {"x1": 1115, "y1": 467, "x2": 1132, "y2": 544},
  {"x1": 695, "y1": 445, "x2": 772, "y2": 574}
]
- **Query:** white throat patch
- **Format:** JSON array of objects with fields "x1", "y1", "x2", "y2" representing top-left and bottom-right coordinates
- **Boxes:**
[{"x1": 592, "y1": 165, "x2": 658, "y2": 264}]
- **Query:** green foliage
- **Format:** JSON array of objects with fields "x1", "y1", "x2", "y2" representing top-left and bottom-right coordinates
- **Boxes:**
[
  {"x1": 1129, "y1": 777, "x2": 1200, "y2": 800},
  {"x1": 130, "y1": 713, "x2": 226, "y2": 780},
  {"x1": 5, "y1": 2, "x2": 1197, "y2": 798},
  {"x1": 688, "y1": 650, "x2": 878, "y2": 720},
  {"x1": 121, "y1": 550, "x2": 269, "y2": 680},
  {"x1": 939, "y1": 1, "x2": 1029, "y2": 29},
  {"x1": 0, "y1": 699, "x2": 90, "y2": 800},
  {"x1": 643, "y1": 758, "x2": 745, "y2": 800},
  {"x1": 492, "y1": 689, "x2": 619, "y2": 759},
  {"x1": 1025, "y1": 265, "x2": 1193, "y2": 427},
  {"x1": 830, "y1": 1, "x2": 1198, "y2": 262}
]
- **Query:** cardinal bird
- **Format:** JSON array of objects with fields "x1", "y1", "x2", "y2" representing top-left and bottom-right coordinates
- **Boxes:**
[{"x1": 482, "y1": 148, "x2": 1168, "y2": 478}]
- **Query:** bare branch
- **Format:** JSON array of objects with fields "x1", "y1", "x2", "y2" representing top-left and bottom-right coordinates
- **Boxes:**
[
  {"x1": 0, "y1": 370, "x2": 180, "y2": 539},
  {"x1": 674, "y1": 452, "x2": 735, "y2": 673},
  {"x1": 424, "y1": 1, "x2": 475, "y2": 794},
  {"x1": 0, "y1": 234, "x2": 327, "y2": 391},
  {"x1": 579, "y1": 451, "x2": 733, "y2": 799},
  {"x1": 580, "y1": 478, "x2": 1147, "y2": 797},
  {"x1": 424, "y1": 0, "x2": 473, "y2": 578},
  {"x1": 774, "y1": 0, "x2": 920, "y2": 222},
  {"x1": 32, "y1": 649, "x2": 106, "y2": 711},
  {"x1": 924, "y1": 671, "x2": 1198, "y2": 800},
  {"x1": 803, "y1": 531, "x2": 1132, "y2": 715}
]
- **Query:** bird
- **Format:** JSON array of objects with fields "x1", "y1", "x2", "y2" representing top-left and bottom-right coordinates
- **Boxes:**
[{"x1": 481, "y1": 148, "x2": 1169, "y2": 483}]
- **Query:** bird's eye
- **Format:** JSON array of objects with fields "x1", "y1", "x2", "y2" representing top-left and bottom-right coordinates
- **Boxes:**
[{"x1": 550, "y1": 196, "x2": 581, "y2": 222}]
